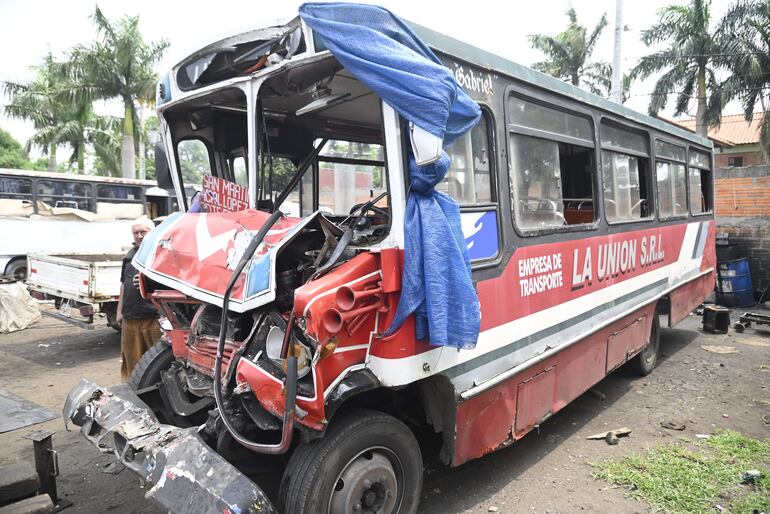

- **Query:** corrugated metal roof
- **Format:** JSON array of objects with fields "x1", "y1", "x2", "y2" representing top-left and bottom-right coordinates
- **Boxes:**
[{"x1": 672, "y1": 112, "x2": 765, "y2": 145}]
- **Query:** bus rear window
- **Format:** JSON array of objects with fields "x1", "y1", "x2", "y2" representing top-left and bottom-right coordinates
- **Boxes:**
[{"x1": 688, "y1": 149, "x2": 711, "y2": 214}]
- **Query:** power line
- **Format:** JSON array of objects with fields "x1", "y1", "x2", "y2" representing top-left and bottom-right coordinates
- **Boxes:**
[
  {"x1": 628, "y1": 86, "x2": 769, "y2": 98},
  {"x1": 624, "y1": 51, "x2": 770, "y2": 61}
]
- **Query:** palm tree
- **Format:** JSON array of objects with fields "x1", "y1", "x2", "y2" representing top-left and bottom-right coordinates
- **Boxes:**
[
  {"x1": 4, "y1": 53, "x2": 118, "y2": 175},
  {"x1": 69, "y1": 7, "x2": 168, "y2": 179},
  {"x1": 631, "y1": 0, "x2": 729, "y2": 137},
  {"x1": 89, "y1": 115, "x2": 123, "y2": 176},
  {"x1": 528, "y1": 9, "x2": 612, "y2": 96},
  {"x1": 2, "y1": 53, "x2": 69, "y2": 171},
  {"x1": 718, "y1": 0, "x2": 770, "y2": 159}
]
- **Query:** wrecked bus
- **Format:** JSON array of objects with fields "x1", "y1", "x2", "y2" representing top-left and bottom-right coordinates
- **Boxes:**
[{"x1": 64, "y1": 3, "x2": 716, "y2": 514}]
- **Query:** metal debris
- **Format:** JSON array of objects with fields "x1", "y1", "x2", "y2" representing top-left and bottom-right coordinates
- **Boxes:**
[{"x1": 63, "y1": 379, "x2": 276, "y2": 514}]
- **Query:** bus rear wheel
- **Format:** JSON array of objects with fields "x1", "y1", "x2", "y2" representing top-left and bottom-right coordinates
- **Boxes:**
[
  {"x1": 632, "y1": 313, "x2": 660, "y2": 376},
  {"x1": 278, "y1": 410, "x2": 422, "y2": 514}
]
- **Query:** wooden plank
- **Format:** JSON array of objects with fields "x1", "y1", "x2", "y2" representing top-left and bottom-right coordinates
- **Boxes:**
[
  {"x1": 0, "y1": 463, "x2": 39, "y2": 505},
  {"x1": 0, "y1": 494, "x2": 53, "y2": 514}
]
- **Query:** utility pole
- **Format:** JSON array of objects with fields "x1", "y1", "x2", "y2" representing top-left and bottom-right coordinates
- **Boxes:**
[{"x1": 611, "y1": 0, "x2": 623, "y2": 103}]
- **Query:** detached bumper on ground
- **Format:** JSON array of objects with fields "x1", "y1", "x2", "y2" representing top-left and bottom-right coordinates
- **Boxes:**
[{"x1": 63, "y1": 379, "x2": 276, "y2": 514}]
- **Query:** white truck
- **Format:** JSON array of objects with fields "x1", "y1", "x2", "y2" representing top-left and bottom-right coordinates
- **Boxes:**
[{"x1": 26, "y1": 253, "x2": 124, "y2": 329}]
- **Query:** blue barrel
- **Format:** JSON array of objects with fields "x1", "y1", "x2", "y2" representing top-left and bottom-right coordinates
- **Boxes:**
[{"x1": 716, "y1": 258, "x2": 754, "y2": 307}]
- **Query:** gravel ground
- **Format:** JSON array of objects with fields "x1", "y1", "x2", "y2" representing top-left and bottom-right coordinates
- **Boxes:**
[{"x1": 0, "y1": 307, "x2": 768, "y2": 514}]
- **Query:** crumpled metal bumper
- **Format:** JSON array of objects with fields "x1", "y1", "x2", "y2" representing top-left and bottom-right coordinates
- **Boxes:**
[{"x1": 63, "y1": 378, "x2": 276, "y2": 514}]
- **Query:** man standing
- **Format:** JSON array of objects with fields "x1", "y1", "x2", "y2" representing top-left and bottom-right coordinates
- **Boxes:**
[{"x1": 117, "y1": 217, "x2": 161, "y2": 381}]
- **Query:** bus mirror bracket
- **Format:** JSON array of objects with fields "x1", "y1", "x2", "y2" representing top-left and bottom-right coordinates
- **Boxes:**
[
  {"x1": 409, "y1": 122, "x2": 443, "y2": 166},
  {"x1": 154, "y1": 142, "x2": 174, "y2": 190}
]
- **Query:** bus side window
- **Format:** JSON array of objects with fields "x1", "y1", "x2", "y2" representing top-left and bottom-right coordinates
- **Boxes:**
[
  {"x1": 0, "y1": 177, "x2": 32, "y2": 202},
  {"x1": 600, "y1": 123, "x2": 652, "y2": 223},
  {"x1": 37, "y1": 179, "x2": 93, "y2": 212},
  {"x1": 177, "y1": 138, "x2": 212, "y2": 186},
  {"x1": 655, "y1": 140, "x2": 687, "y2": 219},
  {"x1": 96, "y1": 184, "x2": 144, "y2": 218},
  {"x1": 688, "y1": 149, "x2": 711, "y2": 214},
  {"x1": 439, "y1": 113, "x2": 492, "y2": 204},
  {"x1": 226, "y1": 154, "x2": 248, "y2": 187},
  {"x1": 507, "y1": 96, "x2": 596, "y2": 232}
]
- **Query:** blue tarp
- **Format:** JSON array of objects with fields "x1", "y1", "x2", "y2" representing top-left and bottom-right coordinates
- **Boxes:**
[{"x1": 300, "y1": 2, "x2": 481, "y2": 349}]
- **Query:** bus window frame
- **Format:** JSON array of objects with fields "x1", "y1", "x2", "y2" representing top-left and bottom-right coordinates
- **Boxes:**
[
  {"x1": 316, "y1": 145, "x2": 387, "y2": 217},
  {"x1": 0, "y1": 175, "x2": 34, "y2": 203},
  {"x1": 653, "y1": 138, "x2": 689, "y2": 221},
  {"x1": 598, "y1": 117, "x2": 654, "y2": 227},
  {"x1": 504, "y1": 86, "x2": 601, "y2": 238},
  {"x1": 174, "y1": 136, "x2": 216, "y2": 188},
  {"x1": 458, "y1": 104, "x2": 502, "y2": 270},
  {"x1": 687, "y1": 146, "x2": 713, "y2": 217},
  {"x1": 36, "y1": 178, "x2": 95, "y2": 212},
  {"x1": 440, "y1": 106, "x2": 498, "y2": 207},
  {"x1": 96, "y1": 183, "x2": 145, "y2": 205}
]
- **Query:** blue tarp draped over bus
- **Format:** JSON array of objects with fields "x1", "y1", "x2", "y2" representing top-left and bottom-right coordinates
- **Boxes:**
[{"x1": 299, "y1": 2, "x2": 481, "y2": 348}]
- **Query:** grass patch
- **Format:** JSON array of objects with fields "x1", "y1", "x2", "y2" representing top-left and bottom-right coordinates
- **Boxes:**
[{"x1": 592, "y1": 430, "x2": 770, "y2": 514}]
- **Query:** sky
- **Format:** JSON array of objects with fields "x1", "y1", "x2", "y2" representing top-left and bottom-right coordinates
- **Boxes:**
[{"x1": 0, "y1": 0, "x2": 736, "y2": 158}]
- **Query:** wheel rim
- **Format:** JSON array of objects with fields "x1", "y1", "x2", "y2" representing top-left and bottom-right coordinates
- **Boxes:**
[
  {"x1": 328, "y1": 447, "x2": 402, "y2": 514},
  {"x1": 12, "y1": 265, "x2": 26, "y2": 282}
]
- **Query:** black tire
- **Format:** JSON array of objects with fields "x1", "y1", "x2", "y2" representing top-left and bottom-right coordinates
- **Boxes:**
[
  {"x1": 129, "y1": 341, "x2": 174, "y2": 390},
  {"x1": 632, "y1": 313, "x2": 660, "y2": 376},
  {"x1": 5, "y1": 258, "x2": 27, "y2": 282},
  {"x1": 278, "y1": 410, "x2": 423, "y2": 514},
  {"x1": 102, "y1": 303, "x2": 120, "y2": 332}
]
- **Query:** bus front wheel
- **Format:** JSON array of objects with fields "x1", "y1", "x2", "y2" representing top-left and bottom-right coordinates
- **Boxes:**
[{"x1": 278, "y1": 410, "x2": 423, "y2": 514}]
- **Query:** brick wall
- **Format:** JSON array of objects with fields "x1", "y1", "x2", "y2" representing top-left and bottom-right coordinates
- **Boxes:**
[
  {"x1": 715, "y1": 151, "x2": 765, "y2": 168},
  {"x1": 714, "y1": 164, "x2": 770, "y2": 295}
]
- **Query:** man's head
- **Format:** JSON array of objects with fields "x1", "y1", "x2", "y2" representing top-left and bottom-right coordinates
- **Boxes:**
[{"x1": 131, "y1": 217, "x2": 155, "y2": 247}]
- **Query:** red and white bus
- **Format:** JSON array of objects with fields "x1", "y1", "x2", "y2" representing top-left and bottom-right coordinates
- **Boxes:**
[{"x1": 65, "y1": 5, "x2": 715, "y2": 514}]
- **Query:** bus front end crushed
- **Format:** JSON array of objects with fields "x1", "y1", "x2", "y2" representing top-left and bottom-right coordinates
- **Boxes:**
[{"x1": 64, "y1": 379, "x2": 277, "y2": 514}]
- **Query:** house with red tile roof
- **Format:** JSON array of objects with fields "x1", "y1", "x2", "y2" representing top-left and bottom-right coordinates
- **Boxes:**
[{"x1": 668, "y1": 112, "x2": 767, "y2": 167}]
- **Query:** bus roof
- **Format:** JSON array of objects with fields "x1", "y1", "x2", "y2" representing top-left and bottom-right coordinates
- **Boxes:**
[
  {"x1": 166, "y1": 7, "x2": 712, "y2": 150},
  {"x1": 407, "y1": 22, "x2": 712, "y2": 149},
  {"x1": 0, "y1": 168, "x2": 157, "y2": 187}
]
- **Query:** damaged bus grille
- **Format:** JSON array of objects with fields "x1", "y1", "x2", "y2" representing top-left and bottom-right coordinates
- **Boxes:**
[{"x1": 63, "y1": 379, "x2": 276, "y2": 514}]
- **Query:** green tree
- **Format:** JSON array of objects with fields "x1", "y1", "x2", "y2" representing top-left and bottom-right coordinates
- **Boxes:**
[
  {"x1": 0, "y1": 127, "x2": 33, "y2": 169},
  {"x1": 631, "y1": 0, "x2": 728, "y2": 136},
  {"x1": 70, "y1": 7, "x2": 168, "y2": 179},
  {"x1": 89, "y1": 115, "x2": 122, "y2": 177},
  {"x1": 3, "y1": 53, "x2": 69, "y2": 171},
  {"x1": 718, "y1": 0, "x2": 770, "y2": 159},
  {"x1": 528, "y1": 9, "x2": 612, "y2": 95},
  {"x1": 2, "y1": 52, "x2": 116, "y2": 174},
  {"x1": 177, "y1": 139, "x2": 210, "y2": 184}
]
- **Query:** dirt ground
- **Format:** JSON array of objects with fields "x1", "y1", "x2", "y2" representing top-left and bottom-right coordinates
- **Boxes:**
[{"x1": 0, "y1": 307, "x2": 768, "y2": 514}]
